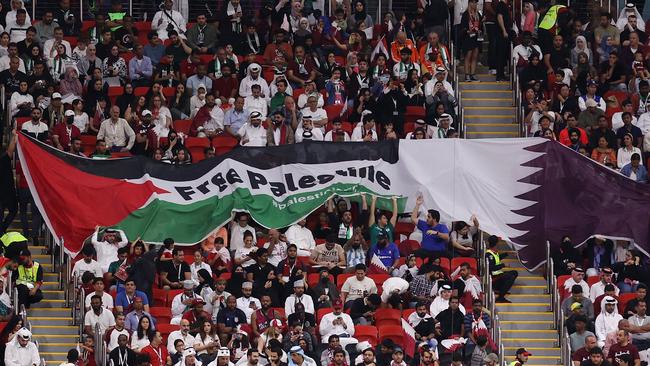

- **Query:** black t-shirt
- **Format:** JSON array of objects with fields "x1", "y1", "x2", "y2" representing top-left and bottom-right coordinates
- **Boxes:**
[
  {"x1": 616, "y1": 124, "x2": 644, "y2": 146},
  {"x1": 496, "y1": 1, "x2": 511, "y2": 35},
  {"x1": 162, "y1": 261, "x2": 190, "y2": 283},
  {"x1": 114, "y1": 27, "x2": 138, "y2": 50},
  {"x1": 0, "y1": 70, "x2": 27, "y2": 94},
  {"x1": 550, "y1": 47, "x2": 570, "y2": 69},
  {"x1": 165, "y1": 44, "x2": 188, "y2": 66},
  {"x1": 600, "y1": 61, "x2": 627, "y2": 84},
  {"x1": 0, "y1": 154, "x2": 16, "y2": 204}
]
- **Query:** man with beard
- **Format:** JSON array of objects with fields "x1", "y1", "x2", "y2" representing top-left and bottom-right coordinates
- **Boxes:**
[
  {"x1": 170, "y1": 280, "x2": 203, "y2": 324},
  {"x1": 408, "y1": 302, "x2": 440, "y2": 349},
  {"x1": 312, "y1": 268, "x2": 339, "y2": 309},
  {"x1": 263, "y1": 229, "x2": 288, "y2": 268},
  {"x1": 130, "y1": 109, "x2": 157, "y2": 155},
  {"x1": 369, "y1": 231, "x2": 399, "y2": 273},
  {"x1": 327, "y1": 196, "x2": 368, "y2": 246},
  {"x1": 182, "y1": 299, "x2": 211, "y2": 332},
  {"x1": 238, "y1": 111, "x2": 267, "y2": 147},
  {"x1": 108, "y1": 334, "x2": 137, "y2": 366},
  {"x1": 606, "y1": 330, "x2": 640, "y2": 366},
  {"x1": 208, "y1": 347, "x2": 234, "y2": 366},
  {"x1": 409, "y1": 267, "x2": 441, "y2": 304},
  {"x1": 320, "y1": 298, "x2": 356, "y2": 346},
  {"x1": 142, "y1": 331, "x2": 171, "y2": 366},
  {"x1": 251, "y1": 294, "x2": 284, "y2": 340},
  {"x1": 237, "y1": 281, "x2": 262, "y2": 323},
  {"x1": 310, "y1": 234, "x2": 346, "y2": 278},
  {"x1": 216, "y1": 296, "x2": 247, "y2": 344},
  {"x1": 275, "y1": 244, "x2": 307, "y2": 285},
  {"x1": 327, "y1": 349, "x2": 348, "y2": 366},
  {"x1": 285, "y1": 280, "x2": 315, "y2": 317},
  {"x1": 320, "y1": 335, "x2": 351, "y2": 366},
  {"x1": 83, "y1": 294, "x2": 116, "y2": 337},
  {"x1": 436, "y1": 296, "x2": 465, "y2": 340},
  {"x1": 463, "y1": 299, "x2": 492, "y2": 355},
  {"x1": 266, "y1": 109, "x2": 295, "y2": 146}
]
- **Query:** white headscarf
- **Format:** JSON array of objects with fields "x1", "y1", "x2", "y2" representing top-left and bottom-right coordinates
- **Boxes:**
[{"x1": 616, "y1": 3, "x2": 645, "y2": 31}]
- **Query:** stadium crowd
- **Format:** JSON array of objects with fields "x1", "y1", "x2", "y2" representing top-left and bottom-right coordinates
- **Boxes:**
[{"x1": 0, "y1": 0, "x2": 648, "y2": 365}]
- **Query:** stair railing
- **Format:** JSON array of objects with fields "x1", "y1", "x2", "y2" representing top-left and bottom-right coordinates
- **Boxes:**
[
  {"x1": 72, "y1": 274, "x2": 78, "y2": 328},
  {"x1": 13, "y1": 287, "x2": 18, "y2": 316},
  {"x1": 77, "y1": 286, "x2": 85, "y2": 338},
  {"x1": 560, "y1": 309, "x2": 570, "y2": 366},
  {"x1": 94, "y1": 323, "x2": 106, "y2": 366}
]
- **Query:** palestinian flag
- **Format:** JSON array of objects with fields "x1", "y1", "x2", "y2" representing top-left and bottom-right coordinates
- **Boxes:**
[{"x1": 16, "y1": 134, "x2": 650, "y2": 269}]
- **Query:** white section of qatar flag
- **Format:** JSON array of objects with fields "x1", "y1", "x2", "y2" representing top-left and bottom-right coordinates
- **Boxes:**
[
  {"x1": 369, "y1": 253, "x2": 388, "y2": 274},
  {"x1": 401, "y1": 319, "x2": 417, "y2": 358}
]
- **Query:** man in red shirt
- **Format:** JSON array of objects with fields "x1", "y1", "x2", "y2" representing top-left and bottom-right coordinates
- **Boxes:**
[
  {"x1": 559, "y1": 114, "x2": 588, "y2": 146},
  {"x1": 213, "y1": 64, "x2": 239, "y2": 106},
  {"x1": 607, "y1": 330, "x2": 640, "y2": 366},
  {"x1": 573, "y1": 335, "x2": 598, "y2": 366},
  {"x1": 51, "y1": 110, "x2": 81, "y2": 151},
  {"x1": 182, "y1": 298, "x2": 211, "y2": 332},
  {"x1": 141, "y1": 331, "x2": 170, "y2": 366},
  {"x1": 287, "y1": 45, "x2": 317, "y2": 89}
]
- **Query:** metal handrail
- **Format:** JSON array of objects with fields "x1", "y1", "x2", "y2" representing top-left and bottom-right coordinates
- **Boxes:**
[
  {"x1": 560, "y1": 309, "x2": 569, "y2": 365},
  {"x1": 78, "y1": 286, "x2": 85, "y2": 337},
  {"x1": 94, "y1": 323, "x2": 105, "y2": 366},
  {"x1": 72, "y1": 275, "x2": 78, "y2": 326},
  {"x1": 13, "y1": 287, "x2": 18, "y2": 316}
]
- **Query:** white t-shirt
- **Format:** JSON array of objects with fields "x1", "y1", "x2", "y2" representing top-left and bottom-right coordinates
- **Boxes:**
[
  {"x1": 84, "y1": 308, "x2": 116, "y2": 335},
  {"x1": 341, "y1": 277, "x2": 377, "y2": 302},
  {"x1": 85, "y1": 292, "x2": 114, "y2": 310},
  {"x1": 73, "y1": 112, "x2": 90, "y2": 133}
]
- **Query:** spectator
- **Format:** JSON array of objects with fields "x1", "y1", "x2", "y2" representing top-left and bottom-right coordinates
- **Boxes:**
[
  {"x1": 71, "y1": 244, "x2": 102, "y2": 282},
  {"x1": 160, "y1": 248, "x2": 191, "y2": 290},
  {"x1": 606, "y1": 330, "x2": 640, "y2": 366},
  {"x1": 349, "y1": 293, "x2": 382, "y2": 325},
  {"x1": 411, "y1": 196, "x2": 450, "y2": 259},
  {"x1": 628, "y1": 300, "x2": 650, "y2": 350},
  {"x1": 596, "y1": 297, "x2": 624, "y2": 347},
  {"x1": 310, "y1": 237, "x2": 345, "y2": 277},
  {"x1": 4, "y1": 328, "x2": 39, "y2": 366},
  {"x1": 167, "y1": 319, "x2": 196, "y2": 354},
  {"x1": 84, "y1": 277, "x2": 114, "y2": 311},
  {"x1": 171, "y1": 280, "x2": 204, "y2": 324},
  {"x1": 620, "y1": 153, "x2": 648, "y2": 183},
  {"x1": 341, "y1": 264, "x2": 377, "y2": 307},
  {"x1": 106, "y1": 314, "x2": 131, "y2": 353},
  {"x1": 617, "y1": 133, "x2": 643, "y2": 169},
  {"x1": 84, "y1": 294, "x2": 116, "y2": 337},
  {"x1": 591, "y1": 268, "x2": 620, "y2": 302},
  {"x1": 141, "y1": 331, "x2": 170, "y2": 366}
]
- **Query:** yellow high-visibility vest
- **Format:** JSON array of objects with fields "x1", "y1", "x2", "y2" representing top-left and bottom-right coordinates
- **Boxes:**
[
  {"x1": 0, "y1": 232, "x2": 27, "y2": 247},
  {"x1": 486, "y1": 249, "x2": 503, "y2": 276},
  {"x1": 16, "y1": 262, "x2": 39, "y2": 286},
  {"x1": 538, "y1": 5, "x2": 566, "y2": 31}
]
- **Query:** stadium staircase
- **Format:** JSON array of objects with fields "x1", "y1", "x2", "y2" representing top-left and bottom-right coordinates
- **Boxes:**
[
  {"x1": 6, "y1": 218, "x2": 76, "y2": 366},
  {"x1": 496, "y1": 250, "x2": 560, "y2": 366},
  {"x1": 457, "y1": 65, "x2": 520, "y2": 139}
]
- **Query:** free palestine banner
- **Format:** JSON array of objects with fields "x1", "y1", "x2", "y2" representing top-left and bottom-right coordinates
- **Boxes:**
[{"x1": 16, "y1": 133, "x2": 650, "y2": 270}]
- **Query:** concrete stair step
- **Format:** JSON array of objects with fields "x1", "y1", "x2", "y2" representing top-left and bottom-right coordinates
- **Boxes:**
[
  {"x1": 41, "y1": 290, "x2": 65, "y2": 299},
  {"x1": 465, "y1": 131, "x2": 520, "y2": 138},
  {"x1": 505, "y1": 347, "x2": 561, "y2": 357},
  {"x1": 33, "y1": 334, "x2": 80, "y2": 343},
  {"x1": 509, "y1": 285, "x2": 547, "y2": 294},
  {"x1": 28, "y1": 307, "x2": 72, "y2": 317},
  {"x1": 30, "y1": 316, "x2": 73, "y2": 326},
  {"x1": 31, "y1": 325, "x2": 78, "y2": 334},
  {"x1": 40, "y1": 281, "x2": 63, "y2": 290},
  {"x1": 463, "y1": 106, "x2": 516, "y2": 115},
  {"x1": 462, "y1": 89, "x2": 513, "y2": 98},
  {"x1": 496, "y1": 303, "x2": 551, "y2": 312},
  {"x1": 498, "y1": 311, "x2": 554, "y2": 321},
  {"x1": 502, "y1": 329, "x2": 558, "y2": 339},
  {"x1": 34, "y1": 299, "x2": 67, "y2": 307},
  {"x1": 466, "y1": 123, "x2": 520, "y2": 133},
  {"x1": 38, "y1": 343, "x2": 78, "y2": 354},
  {"x1": 506, "y1": 276, "x2": 547, "y2": 285},
  {"x1": 461, "y1": 97, "x2": 513, "y2": 107},
  {"x1": 503, "y1": 357, "x2": 560, "y2": 365},
  {"x1": 500, "y1": 320, "x2": 554, "y2": 330},
  {"x1": 507, "y1": 294, "x2": 551, "y2": 303},
  {"x1": 464, "y1": 115, "x2": 515, "y2": 123},
  {"x1": 460, "y1": 81, "x2": 511, "y2": 90},
  {"x1": 503, "y1": 338, "x2": 559, "y2": 348}
]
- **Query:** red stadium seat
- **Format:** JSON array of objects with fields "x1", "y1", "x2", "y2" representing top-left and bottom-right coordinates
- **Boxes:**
[
  {"x1": 587, "y1": 276, "x2": 600, "y2": 287},
  {"x1": 167, "y1": 289, "x2": 183, "y2": 306},
  {"x1": 212, "y1": 135, "x2": 239, "y2": 156},
  {"x1": 150, "y1": 307, "x2": 172, "y2": 324},
  {"x1": 395, "y1": 222, "x2": 415, "y2": 238},
  {"x1": 404, "y1": 122, "x2": 415, "y2": 134},
  {"x1": 557, "y1": 275, "x2": 572, "y2": 301},
  {"x1": 152, "y1": 288, "x2": 168, "y2": 307},
  {"x1": 378, "y1": 325, "x2": 404, "y2": 344},
  {"x1": 402, "y1": 308, "x2": 415, "y2": 320},
  {"x1": 108, "y1": 86, "x2": 123, "y2": 105},
  {"x1": 134, "y1": 21, "x2": 152, "y2": 33},
  {"x1": 157, "y1": 323, "x2": 177, "y2": 339},
  {"x1": 162, "y1": 87, "x2": 176, "y2": 98},
  {"x1": 451, "y1": 257, "x2": 478, "y2": 274},
  {"x1": 324, "y1": 104, "x2": 345, "y2": 121},
  {"x1": 173, "y1": 119, "x2": 192, "y2": 135},
  {"x1": 439, "y1": 257, "x2": 451, "y2": 276},
  {"x1": 81, "y1": 20, "x2": 95, "y2": 32},
  {"x1": 134, "y1": 87, "x2": 150, "y2": 96},
  {"x1": 317, "y1": 307, "x2": 333, "y2": 323},
  {"x1": 354, "y1": 325, "x2": 378, "y2": 346},
  {"x1": 271, "y1": 307, "x2": 286, "y2": 320},
  {"x1": 405, "y1": 106, "x2": 425, "y2": 123},
  {"x1": 307, "y1": 273, "x2": 334, "y2": 288},
  {"x1": 618, "y1": 293, "x2": 637, "y2": 314},
  {"x1": 398, "y1": 239, "x2": 420, "y2": 257},
  {"x1": 341, "y1": 121, "x2": 354, "y2": 136},
  {"x1": 334, "y1": 56, "x2": 346, "y2": 66},
  {"x1": 185, "y1": 137, "x2": 210, "y2": 163},
  {"x1": 292, "y1": 88, "x2": 305, "y2": 101},
  {"x1": 336, "y1": 273, "x2": 354, "y2": 291},
  {"x1": 183, "y1": 254, "x2": 195, "y2": 265},
  {"x1": 63, "y1": 36, "x2": 78, "y2": 49},
  {"x1": 374, "y1": 308, "x2": 401, "y2": 327},
  {"x1": 368, "y1": 274, "x2": 390, "y2": 288}
]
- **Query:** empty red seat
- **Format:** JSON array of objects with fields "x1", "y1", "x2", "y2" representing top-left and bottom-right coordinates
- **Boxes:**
[
  {"x1": 157, "y1": 323, "x2": 177, "y2": 340},
  {"x1": 324, "y1": 104, "x2": 345, "y2": 121},
  {"x1": 378, "y1": 325, "x2": 404, "y2": 344},
  {"x1": 152, "y1": 288, "x2": 168, "y2": 307},
  {"x1": 212, "y1": 134, "x2": 239, "y2": 156},
  {"x1": 150, "y1": 307, "x2": 172, "y2": 323},
  {"x1": 134, "y1": 87, "x2": 150, "y2": 96},
  {"x1": 374, "y1": 308, "x2": 401, "y2": 327},
  {"x1": 355, "y1": 325, "x2": 378, "y2": 346},
  {"x1": 173, "y1": 119, "x2": 192, "y2": 135}
]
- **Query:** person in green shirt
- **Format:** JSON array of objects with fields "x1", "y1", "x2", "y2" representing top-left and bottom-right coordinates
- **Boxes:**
[
  {"x1": 368, "y1": 196, "x2": 398, "y2": 246},
  {"x1": 106, "y1": 0, "x2": 126, "y2": 32},
  {"x1": 270, "y1": 78, "x2": 291, "y2": 112}
]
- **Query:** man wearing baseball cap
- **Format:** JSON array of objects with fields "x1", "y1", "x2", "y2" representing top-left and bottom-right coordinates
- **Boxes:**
[
  {"x1": 319, "y1": 298, "x2": 357, "y2": 346},
  {"x1": 51, "y1": 109, "x2": 81, "y2": 151},
  {"x1": 509, "y1": 348, "x2": 532, "y2": 366}
]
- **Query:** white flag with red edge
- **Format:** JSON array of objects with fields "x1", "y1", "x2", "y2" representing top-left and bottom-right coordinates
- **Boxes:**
[
  {"x1": 371, "y1": 35, "x2": 389, "y2": 61},
  {"x1": 401, "y1": 319, "x2": 417, "y2": 358},
  {"x1": 368, "y1": 253, "x2": 389, "y2": 274}
]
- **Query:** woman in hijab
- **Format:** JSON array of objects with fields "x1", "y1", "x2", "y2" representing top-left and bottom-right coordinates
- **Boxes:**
[
  {"x1": 58, "y1": 67, "x2": 83, "y2": 102},
  {"x1": 597, "y1": 35, "x2": 616, "y2": 64},
  {"x1": 520, "y1": 52, "x2": 548, "y2": 91},
  {"x1": 347, "y1": 1, "x2": 373, "y2": 33},
  {"x1": 115, "y1": 83, "x2": 135, "y2": 116},
  {"x1": 48, "y1": 44, "x2": 76, "y2": 82},
  {"x1": 162, "y1": 129, "x2": 191, "y2": 161},
  {"x1": 21, "y1": 44, "x2": 42, "y2": 75},
  {"x1": 293, "y1": 17, "x2": 311, "y2": 48},
  {"x1": 195, "y1": 268, "x2": 217, "y2": 314},
  {"x1": 572, "y1": 51, "x2": 598, "y2": 95},
  {"x1": 521, "y1": 1, "x2": 537, "y2": 34},
  {"x1": 103, "y1": 44, "x2": 127, "y2": 86},
  {"x1": 571, "y1": 35, "x2": 592, "y2": 68}
]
